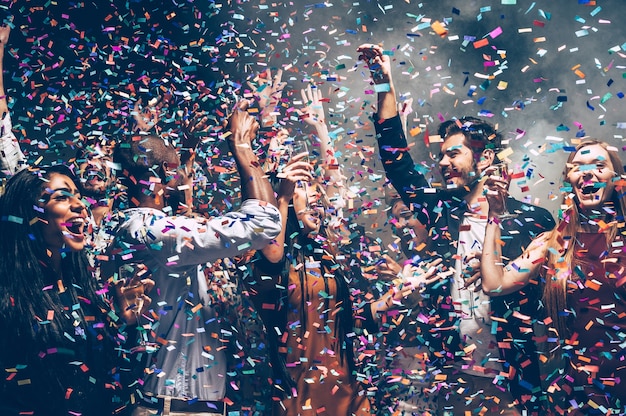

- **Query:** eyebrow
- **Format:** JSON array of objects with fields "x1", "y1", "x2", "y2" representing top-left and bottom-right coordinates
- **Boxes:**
[
  {"x1": 442, "y1": 144, "x2": 464, "y2": 153},
  {"x1": 571, "y1": 156, "x2": 608, "y2": 165}
]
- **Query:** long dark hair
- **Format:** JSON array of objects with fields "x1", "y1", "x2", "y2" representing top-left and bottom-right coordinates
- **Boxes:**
[
  {"x1": 0, "y1": 166, "x2": 111, "y2": 352},
  {"x1": 280, "y1": 188, "x2": 355, "y2": 375}
]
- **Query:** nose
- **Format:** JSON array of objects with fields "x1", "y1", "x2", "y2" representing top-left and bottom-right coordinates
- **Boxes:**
[
  {"x1": 439, "y1": 155, "x2": 450, "y2": 168},
  {"x1": 70, "y1": 195, "x2": 87, "y2": 212}
]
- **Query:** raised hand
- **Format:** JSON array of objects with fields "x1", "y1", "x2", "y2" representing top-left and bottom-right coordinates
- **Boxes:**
[
  {"x1": 356, "y1": 43, "x2": 397, "y2": 119},
  {"x1": 276, "y1": 152, "x2": 314, "y2": 202},
  {"x1": 249, "y1": 69, "x2": 286, "y2": 128},
  {"x1": 356, "y1": 43, "x2": 392, "y2": 85},
  {"x1": 227, "y1": 100, "x2": 259, "y2": 146},
  {"x1": 132, "y1": 92, "x2": 173, "y2": 134},
  {"x1": 297, "y1": 85, "x2": 326, "y2": 130},
  {"x1": 179, "y1": 102, "x2": 210, "y2": 151},
  {"x1": 482, "y1": 164, "x2": 511, "y2": 217}
]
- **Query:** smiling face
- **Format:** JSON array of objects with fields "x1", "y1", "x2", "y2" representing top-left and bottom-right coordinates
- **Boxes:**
[
  {"x1": 438, "y1": 133, "x2": 484, "y2": 189},
  {"x1": 79, "y1": 156, "x2": 113, "y2": 198},
  {"x1": 40, "y1": 173, "x2": 88, "y2": 252},
  {"x1": 293, "y1": 182, "x2": 324, "y2": 236},
  {"x1": 566, "y1": 143, "x2": 617, "y2": 212}
]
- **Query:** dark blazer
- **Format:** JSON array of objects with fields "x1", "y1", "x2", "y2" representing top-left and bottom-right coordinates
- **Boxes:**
[{"x1": 374, "y1": 114, "x2": 556, "y2": 411}]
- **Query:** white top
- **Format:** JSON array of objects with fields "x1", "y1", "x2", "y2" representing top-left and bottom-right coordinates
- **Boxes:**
[
  {"x1": 0, "y1": 112, "x2": 25, "y2": 176},
  {"x1": 452, "y1": 214, "x2": 502, "y2": 377},
  {"x1": 107, "y1": 200, "x2": 281, "y2": 401}
]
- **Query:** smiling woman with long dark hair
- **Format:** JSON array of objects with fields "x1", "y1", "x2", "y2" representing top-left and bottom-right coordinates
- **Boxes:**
[{"x1": 0, "y1": 166, "x2": 125, "y2": 416}]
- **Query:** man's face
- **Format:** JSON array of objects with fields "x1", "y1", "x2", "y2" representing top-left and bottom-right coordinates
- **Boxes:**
[
  {"x1": 79, "y1": 156, "x2": 113, "y2": 198},
  {"x1": 438, "y1": 133, "x2": 482, "y2": 190}
]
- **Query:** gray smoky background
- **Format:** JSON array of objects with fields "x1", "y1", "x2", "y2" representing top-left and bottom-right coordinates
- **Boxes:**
[{"x1": 3, "y1": 0, "x2": 626, "y2": 248}]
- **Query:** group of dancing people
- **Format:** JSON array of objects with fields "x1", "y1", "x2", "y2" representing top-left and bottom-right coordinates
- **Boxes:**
[{"x1": 0, "y1": 22, "x2": 624, "y2": 416}]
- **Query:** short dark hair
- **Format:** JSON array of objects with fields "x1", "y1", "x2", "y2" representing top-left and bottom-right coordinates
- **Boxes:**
[
  {"x1": 437, "y1": 116, "x2": 503, "y2": 162},
  {"x1": 113, "y1": 135, "x2": 179, "y2": 197}
]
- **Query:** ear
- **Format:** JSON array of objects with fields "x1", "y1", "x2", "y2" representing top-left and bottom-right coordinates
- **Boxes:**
[
  {"x1": 477, "y1": 148, "x2": 495, "y2": 171},
  {"x1": 159, "y1": 161, "x2": 170, "y2": 183}
]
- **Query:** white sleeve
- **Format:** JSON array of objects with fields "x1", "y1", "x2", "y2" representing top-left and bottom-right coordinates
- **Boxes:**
[
  {"x1": 132, "y1": 200, "x2": 282, "y2": 268},
  {"x1": 0, "y1": 112, "x2": 26, "y2": 176}
]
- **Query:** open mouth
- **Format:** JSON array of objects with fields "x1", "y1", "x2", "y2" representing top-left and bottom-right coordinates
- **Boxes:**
[
  {"x1": 581, "y1": 185, "x2": 599, "y2": 195},
  {"x1": 443, "y1": 170, "x2": 457, "y2": 181},
  {"x1": 580, "y1": 183, "x2": 600, "y2": 195},
  {"x1": 63, "y1": 217, "x2": 86, "y2": 236}
]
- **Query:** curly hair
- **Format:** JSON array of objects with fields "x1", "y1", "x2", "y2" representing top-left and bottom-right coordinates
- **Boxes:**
[{"x1": 113, "y1": 134, "x2": 180, "y2": 202}]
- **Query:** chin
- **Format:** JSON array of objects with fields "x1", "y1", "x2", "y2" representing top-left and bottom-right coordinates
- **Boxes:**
[
  {"x1": 445, "y1": 180, "x2": 460, "y2": 189},
  {"x1": 62, "y1": 233, "x2": 87, "y2": 252},
  {"x1": 576, "y1": 192, "x2": 609, "y2": 210}
]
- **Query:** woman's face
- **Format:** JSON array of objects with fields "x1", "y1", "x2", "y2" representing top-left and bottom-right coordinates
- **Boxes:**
[
  {"x1": 566, "y1": 143, "x2": 617, "y2": 212},
  {"x1": 40, "y1": 173, "x2": 88, "y2": 252},
  {"x1": 293, "y1": 182, "x2": 324, "y2": 236}
]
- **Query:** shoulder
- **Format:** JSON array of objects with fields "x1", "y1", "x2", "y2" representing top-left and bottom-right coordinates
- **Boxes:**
[{"x1": 113, "y1": 207, "x2": 168, "y2": 236}]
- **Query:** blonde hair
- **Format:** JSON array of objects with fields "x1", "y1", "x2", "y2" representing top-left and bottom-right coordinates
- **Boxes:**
[{"x1": 542, "y1": 139, "x2": 626, "y2": 338}]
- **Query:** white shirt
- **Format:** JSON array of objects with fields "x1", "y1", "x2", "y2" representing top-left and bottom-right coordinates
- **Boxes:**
[
  {"x1": 452, "y1": 214, "x2": 502, "y2": 377},
  {"x1": 0, "y1": 112, "x2": 26, "y2": 177},
  {"x1": 106, "y1": 199, "x2": 281, "y2": 401}
]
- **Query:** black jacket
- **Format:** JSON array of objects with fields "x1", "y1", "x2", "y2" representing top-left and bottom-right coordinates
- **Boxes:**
[{"x1": 374, "y1": 114, "x2": 555, "y2": 410}]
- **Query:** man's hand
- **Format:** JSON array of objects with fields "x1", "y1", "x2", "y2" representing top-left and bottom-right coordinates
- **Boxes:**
[
  {"x1": 132, "y1": 93, "x2": 173, "y2": 134},
  {"x1": 179, "y1": 102, "x2": 210, "y2": 151},
  {"x1": 461, "y1": 251, "x2": 482, "y2": 291},
  {"x1": 249, "y1": 69, "x2": 285, "y2": 128},
  {"x1": 483, "y1": 164, "x2": 511, "y2": 217},
  {"x1": 227, "y1": 100, "x2": 259, "y2": 145},
  {"x1": 356, "y1": 43, "x2": 392, "y2": 85}
]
